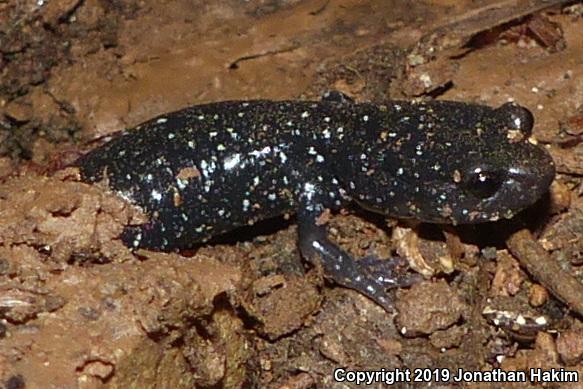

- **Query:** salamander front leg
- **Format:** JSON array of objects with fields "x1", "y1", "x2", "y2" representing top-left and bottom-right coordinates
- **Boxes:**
[{"x1": 297, "y1": 216, "x2": 420, "y2": 312}]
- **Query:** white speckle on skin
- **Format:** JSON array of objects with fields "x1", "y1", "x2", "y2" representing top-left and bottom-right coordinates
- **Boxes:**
[
  {"x1": 279, "y1": 151, "x2": 288, "y2": 163},
  {"x1": 268, "y1": 193, "x2": 277, "y2": 201},
  {"x1": 223, "y1": 153, "x2": 241, "y2": 170},
  {"x1": 316, "y1": 155, "x2": 325, "y2": 163},
  {"x1": 133, "y1": 233, "x2": 142, "y2": 247},
  {"x1": 397, "y1": 167, "x2": 404, "y2": 175},
  {"x1": 151, "y1": 189, "x2": 162, "y2": 201},
  {"x1": 301, "y1": 111, "x2": 309, "y2": 118},
  {"x1": 217, "y1": 144, "x2": 226, "y2": 151},
  {"x1": 209, "y1": 131, "x2": 218, "y2": 138},
  {"x1": 156, "y1": 118, "x2": 168, "y2": 124},
  {"x1": 363, "y1": 115, "x2": 369, "y2": 122},
  {"x1": 176, "y1": 178, "x2": 188, "y2": 189},
  {"x1": 312, "y1": 241, "x2": 323, "y2": 250},
  {"x1": 250, "y1": 146, "x2": 272, "y2": 158},
  {"x1": 303, "y1": 182, "x2": 316, "y2": 200},
  {"x1": 200, "y1": 160, "x2": 216, "y2": 178},
  {"x1": 324, "y1": 117, "x2": 331, "y2": 123}
]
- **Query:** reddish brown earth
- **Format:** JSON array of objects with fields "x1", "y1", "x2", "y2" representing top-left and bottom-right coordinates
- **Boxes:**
[{"x1": 1, "y1": 1, "x2": 582, "y2": 388}]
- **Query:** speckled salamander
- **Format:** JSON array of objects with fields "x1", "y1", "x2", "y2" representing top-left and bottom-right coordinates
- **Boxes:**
[{"x1": 75, "y1": 92, "x2": 555, "y2": 310}]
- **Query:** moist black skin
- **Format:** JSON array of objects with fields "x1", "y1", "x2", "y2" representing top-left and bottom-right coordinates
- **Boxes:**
[{"x1": 75, "y1": 93, "x2": 555, "y2": 310}]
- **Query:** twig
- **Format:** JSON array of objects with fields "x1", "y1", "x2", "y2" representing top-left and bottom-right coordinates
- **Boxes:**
[{"x1": 506, "y1": 229, "x2": 583, "y2": 316}]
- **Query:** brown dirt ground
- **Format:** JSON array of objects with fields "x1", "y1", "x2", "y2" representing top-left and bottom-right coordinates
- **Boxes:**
[{"x1": 1, "y1": 0, "x2": 583, "y2": 388}]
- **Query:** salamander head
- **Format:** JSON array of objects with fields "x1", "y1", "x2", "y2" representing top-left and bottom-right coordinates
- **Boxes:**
[
  {"x1": 342, "y1": 101, "x2": 556, "y2": 224},
  {"x1": 420, "y1": 140, "x2": 555, "y2": 224}
]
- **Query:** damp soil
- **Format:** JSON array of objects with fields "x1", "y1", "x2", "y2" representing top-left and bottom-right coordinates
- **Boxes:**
[{"x1": 1, "y1": 1, "x2": 583, "y2": 388}]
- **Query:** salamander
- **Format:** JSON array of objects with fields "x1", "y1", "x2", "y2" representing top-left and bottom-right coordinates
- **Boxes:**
[{"x1": 75, "y1": 92, "x2": 555, "y2": 310}]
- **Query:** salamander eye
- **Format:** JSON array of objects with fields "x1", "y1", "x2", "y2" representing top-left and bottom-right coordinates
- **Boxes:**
[{"x1": 462, "y1": 169, "x2": 504, "y2": 199}]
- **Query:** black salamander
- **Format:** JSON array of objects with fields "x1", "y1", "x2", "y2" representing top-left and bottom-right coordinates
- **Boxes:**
[{"x1": 75, "y1": 92, "x2": 555, "y2": 310}]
